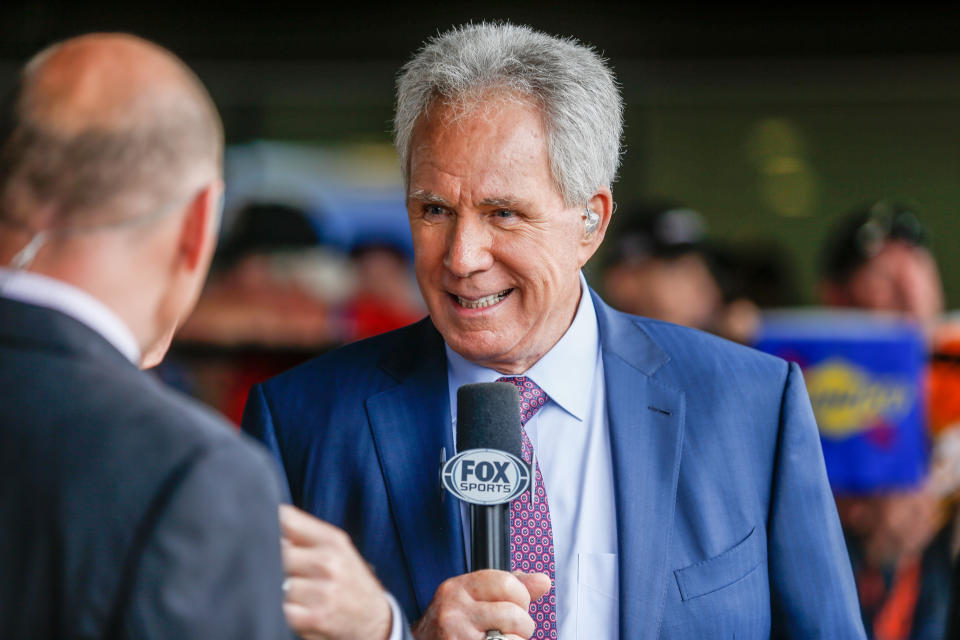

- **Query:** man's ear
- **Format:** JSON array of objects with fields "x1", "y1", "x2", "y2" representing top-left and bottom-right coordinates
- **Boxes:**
[
  {"x1": 177, "y1": 180, "x2": 223, "y2": 271},
  {"x1": 578, "y1": 187, "x2": 614, "y2": 267}
]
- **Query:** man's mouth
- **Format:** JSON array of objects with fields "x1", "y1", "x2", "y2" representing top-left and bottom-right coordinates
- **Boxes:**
[{"x1": 453, "y1": 289, "x2": 513, "y2": 309}]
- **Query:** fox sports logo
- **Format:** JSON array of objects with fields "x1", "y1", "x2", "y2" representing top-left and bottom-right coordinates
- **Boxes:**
[{"x1": 441, "y1": 449, "x2": 531, "y2": 505}]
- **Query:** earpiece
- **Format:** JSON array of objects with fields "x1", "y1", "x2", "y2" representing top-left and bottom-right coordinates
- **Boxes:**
[{"x1": 583, "y1": 207, "x2": 600, "y2": 235}]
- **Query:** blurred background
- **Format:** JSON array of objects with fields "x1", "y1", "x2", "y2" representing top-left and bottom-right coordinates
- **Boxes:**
[{"x1": 6, "y1": 4, "x2": 960, "y2": 637}]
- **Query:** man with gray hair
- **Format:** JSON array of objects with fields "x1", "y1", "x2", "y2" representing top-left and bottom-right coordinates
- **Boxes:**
[
  {"x1": 0, "y1": 33, "x2": 398, "y2": 640},
  {"x1": 245, "y1": 23, "x2": 865, "y2": 639}
]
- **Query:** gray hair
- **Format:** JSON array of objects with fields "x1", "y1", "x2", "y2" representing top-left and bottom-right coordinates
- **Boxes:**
[{"x1": 394, "y1": 22, "x2": 623, "y2": 207}]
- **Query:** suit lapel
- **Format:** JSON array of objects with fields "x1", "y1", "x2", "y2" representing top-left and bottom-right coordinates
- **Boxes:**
[
  {"x1": 365, "y1": 319, "x2": 466, "y2": 617},
  {"x1": 593, "y1": 292, "x2": 685, "y2": 640}
]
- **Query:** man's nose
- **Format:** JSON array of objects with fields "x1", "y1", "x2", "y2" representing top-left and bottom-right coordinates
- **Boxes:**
[{"x1": 444, "y1": 216, "x2": 494, "y2": 277}]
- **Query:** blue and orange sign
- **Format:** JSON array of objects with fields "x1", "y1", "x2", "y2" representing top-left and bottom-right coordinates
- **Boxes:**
[{"x1": 754, "y1": 310, "x2": 927, "y2": 493}]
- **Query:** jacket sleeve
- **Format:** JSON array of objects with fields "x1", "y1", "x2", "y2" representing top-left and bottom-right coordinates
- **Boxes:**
[
  {"x1": 768, "y1": 362, "x2": 866, "y2": 639},
  {"x1": 119, "y1": 441, "x2": 293, "y2": 639}
]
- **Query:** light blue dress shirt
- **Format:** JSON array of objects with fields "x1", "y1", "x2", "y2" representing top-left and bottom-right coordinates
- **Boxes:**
[{"x1": 446, "y1": 273, "x2": 619, "y2": 640}]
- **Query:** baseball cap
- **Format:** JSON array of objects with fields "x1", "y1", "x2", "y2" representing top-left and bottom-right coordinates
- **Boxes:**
[{"x1": 820, "y1": 200, "x2": 929, "y2": 284}]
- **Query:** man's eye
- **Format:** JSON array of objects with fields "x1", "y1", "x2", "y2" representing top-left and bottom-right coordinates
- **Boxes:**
[
  {"x1": 494, "y1": 209, "x2": 516, "y2": 219},
  {"x1": 424, "y1": 205, "x2": 447, "y2": 217}
]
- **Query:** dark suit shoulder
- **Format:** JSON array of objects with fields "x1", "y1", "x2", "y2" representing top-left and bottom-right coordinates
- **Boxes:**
[
  {"x1": 92, "y1": 358, "x2": 273, "y2": 474},
  {"x1": 24, "y1": 351, "x2": 277, "y2": 506},
  {"x1": 0, "y1": 334, "x2": 282, "y2": 637},
  {"x1": 0, "y1": 332, "x2": 281, "y2": 524}
]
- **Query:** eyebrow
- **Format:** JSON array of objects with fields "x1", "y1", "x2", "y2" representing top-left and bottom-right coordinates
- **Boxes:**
[
  {"x1": 479, "y1": 196, "x2": 523, "y2": 209},
  {"x1": 407, "y1": 190, "x2": 525, "y2": 210},
  {"x1": 407, "y1": 190, "x2": 453, "y2": 207}
]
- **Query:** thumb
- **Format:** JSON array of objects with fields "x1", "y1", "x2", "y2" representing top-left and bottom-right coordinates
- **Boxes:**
[{"x1": 512, "y1": 571, "x2": 551, "y2": 602}]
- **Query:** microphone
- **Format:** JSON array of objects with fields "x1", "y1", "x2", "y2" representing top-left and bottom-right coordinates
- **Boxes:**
[{"x1": 441, "y1": 382, "x2": 530, "y2": 572}]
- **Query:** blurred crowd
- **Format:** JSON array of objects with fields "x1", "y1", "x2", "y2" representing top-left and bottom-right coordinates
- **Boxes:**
[
  {"x1": 160, "y1": 189, "x2": 960, "y2": 639},
  {"x1": 154, "y1": 201, "x2": 424, "y2": 423},
  {"x1": 601, "y1": 198, "x2": 959, "y2": 640}
]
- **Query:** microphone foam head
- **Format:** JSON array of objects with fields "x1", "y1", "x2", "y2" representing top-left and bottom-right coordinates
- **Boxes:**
[{"x1": 456, "y1": 382, "x2": 522, "y2": 458}]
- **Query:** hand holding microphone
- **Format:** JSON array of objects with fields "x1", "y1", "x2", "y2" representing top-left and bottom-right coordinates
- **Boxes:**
[
  {"x1": 412, "y1": 570, "x2": 549, "y2": 640},
  {"x1": 414, "y1": 382, "x2": 550, "y2": 640}
]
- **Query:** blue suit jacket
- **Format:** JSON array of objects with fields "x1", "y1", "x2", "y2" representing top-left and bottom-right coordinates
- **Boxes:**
[{"x1": 243, "y1": 291, "x2": 865, "y2": 639}]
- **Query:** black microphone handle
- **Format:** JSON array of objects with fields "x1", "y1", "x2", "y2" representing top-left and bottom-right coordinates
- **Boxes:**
[{"x1": 471, "y1": 503, "x2": 510, "y2": 571}]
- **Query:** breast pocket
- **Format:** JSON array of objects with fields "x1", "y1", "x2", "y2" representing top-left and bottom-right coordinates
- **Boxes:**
[
  {"x1": 674, "y1": 526, "x2": 764, "y2": 601},
  {"x1": 576, "y1": 552, "x2": 618, "y2": 640}
]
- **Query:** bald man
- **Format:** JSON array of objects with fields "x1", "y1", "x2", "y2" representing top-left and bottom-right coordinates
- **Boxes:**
[{"x1": 0, "y1": 34, "x2": 395, "y2": 640}]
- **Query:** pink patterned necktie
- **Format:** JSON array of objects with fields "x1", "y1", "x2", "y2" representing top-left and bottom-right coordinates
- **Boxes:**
[{"x1": 497, "y1": 376, "x2": 557, "y2": 640}]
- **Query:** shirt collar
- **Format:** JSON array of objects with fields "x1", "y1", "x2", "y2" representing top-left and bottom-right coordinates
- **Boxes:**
[
  {"x1": 0, "y1": 268, "x2": 142, "y2": 365},
  {"x1": 446, "y1": 272, "x2": 599, "y2": 421}
]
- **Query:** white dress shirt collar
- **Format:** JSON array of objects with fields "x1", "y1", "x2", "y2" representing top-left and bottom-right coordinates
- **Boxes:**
[
  {"x1": 0, "y1": 268, "x2": 142, "y2": 364},
  {"x1": 446, "y1": 272, "x2": 599, "y2": 422}
]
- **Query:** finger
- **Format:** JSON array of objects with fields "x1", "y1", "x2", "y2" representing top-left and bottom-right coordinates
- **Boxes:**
[
  {"x1": 512, "y1": 571, "x2": 551, "y2": 602},
  {"x1": 283, "y1": 601, "x2": 322, "y2": 635},
  {"x1": 283, "y1": 578, "x2": 352, "y2": 617},
  {"x1": 279, "y1": 504, "x2": 349, "y2": 548},
  {"x1": 465, "y1": 570, "x2": 531, "y2": 608},
  {"x1": 468, "y1": 601, "x2": 535, "y2": 639},
  {"x1": 282, "y1": 576, "x2": 335, "y2": 608},
  {"x1": 282, "y1": 544, "x2": 340, "y2": 578}
]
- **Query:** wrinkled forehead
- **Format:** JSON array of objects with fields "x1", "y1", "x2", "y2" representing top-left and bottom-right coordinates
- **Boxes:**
[
  {"x1": 406, "y1": 95, "x2": 560, "y2": 202},
  {"x1": 410, "y1": 88, "x2": 545, "y2": 149}
]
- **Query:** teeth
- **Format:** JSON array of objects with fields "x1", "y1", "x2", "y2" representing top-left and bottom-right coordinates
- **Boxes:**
[{"x1": 456, "y1": 290, "x2": 511, "y2": 309}]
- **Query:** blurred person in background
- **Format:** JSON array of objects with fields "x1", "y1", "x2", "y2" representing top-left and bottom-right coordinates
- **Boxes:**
[
  {"x1": 167, "y1": 202, "x2": 340, "y2": 423},
  {"x1": 180, "y1": 201, "x2": 340, "y2": 350},
  {"x1": 818, "y1": 201, "x2": 956, "y2": 640},
  {"x1": 820, "y1": 200, "x2": 944, "y2": 337},
  {"x1": 602, "y1": 201, "x2": 723, "y2": 331},
  {"x1": 709, "y1": 241, "x2": 801, "y2": 343},
  {"x1": 342, "y1": 239, "x2": 425, "y2": 341},
  {"x1": 164, "y1": 203, "x2": 426, "y2": 424},
  {"x1": 0, "y1": 34, "x2": 403, "y2": 640},
  {"x1": 602, "y1": 200, "x2": 796, "y2": 344}
]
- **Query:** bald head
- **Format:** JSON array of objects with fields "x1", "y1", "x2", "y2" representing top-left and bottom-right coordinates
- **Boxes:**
[{"x1": 0, "y1": 33, "x2": 223, "y2": 230}]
